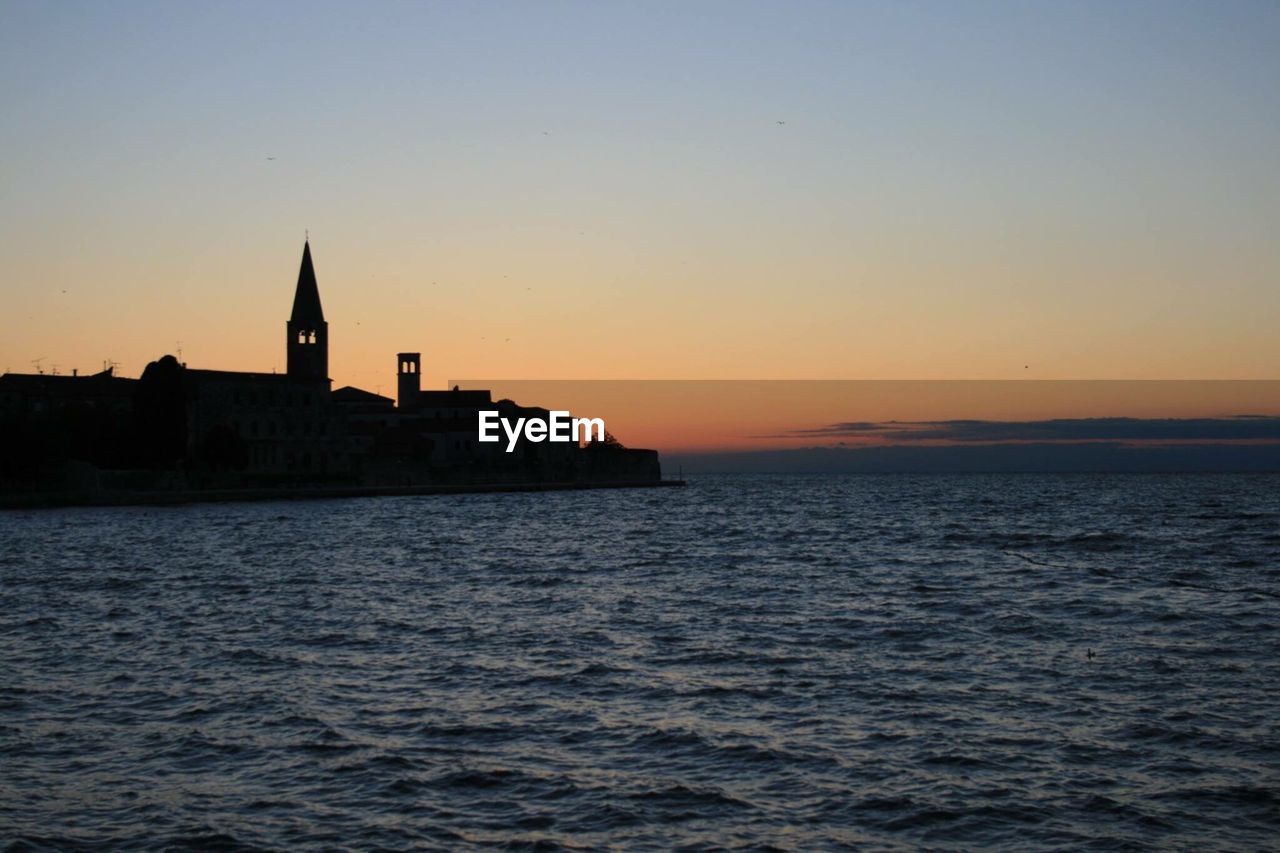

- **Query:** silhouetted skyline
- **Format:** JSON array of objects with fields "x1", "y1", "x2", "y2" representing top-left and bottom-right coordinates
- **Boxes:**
[{"x1": 0, "y1": 241, "x2": 664, "y2": 500}]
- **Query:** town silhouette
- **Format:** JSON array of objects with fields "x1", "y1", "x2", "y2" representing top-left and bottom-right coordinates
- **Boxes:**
[{"x1": 0, "y1": 242, "x2": 665, "y2": 505}]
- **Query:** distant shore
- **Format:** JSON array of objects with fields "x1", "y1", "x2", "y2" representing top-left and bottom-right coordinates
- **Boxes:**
[{"x1": 0, "y1": 479, "x2": 686, "y2": 511}]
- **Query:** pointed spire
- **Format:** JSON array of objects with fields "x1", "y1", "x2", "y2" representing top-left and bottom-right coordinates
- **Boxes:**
[{"x1": 290, "y1": 240, "x2": 325, "y2": 322}]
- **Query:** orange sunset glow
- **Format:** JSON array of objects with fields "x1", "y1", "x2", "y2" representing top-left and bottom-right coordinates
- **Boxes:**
[{"x1": 454, "y1": 380, "x2": 1280, "y2": 454}]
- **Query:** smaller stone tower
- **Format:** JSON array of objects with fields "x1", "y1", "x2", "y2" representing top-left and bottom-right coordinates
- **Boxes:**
[{"x1": 397, "y1": 353, "x2": 421, "y2": 411}]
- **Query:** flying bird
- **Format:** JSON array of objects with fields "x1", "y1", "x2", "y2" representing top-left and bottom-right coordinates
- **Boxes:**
[
  {"x1": 776, "y1": 120, "x2": 786, "y2": 125},
  {"x1": 266, "y1": 156, "x2": 276, "y2": 161}
]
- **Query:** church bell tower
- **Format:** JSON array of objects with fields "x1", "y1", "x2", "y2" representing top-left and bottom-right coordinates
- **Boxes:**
[{"x1": 287, "y1": 240, "x2": 329, "y2": 381}]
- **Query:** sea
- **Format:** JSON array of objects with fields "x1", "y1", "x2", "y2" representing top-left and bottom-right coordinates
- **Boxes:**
[{"x1": 1, "y1": 473, "x2": 1278, "y2": 850}]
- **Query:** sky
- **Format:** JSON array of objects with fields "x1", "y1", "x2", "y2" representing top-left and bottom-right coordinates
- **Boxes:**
[{"x1": 2, "y1": 1, "x2": 1278, "y2": 396}]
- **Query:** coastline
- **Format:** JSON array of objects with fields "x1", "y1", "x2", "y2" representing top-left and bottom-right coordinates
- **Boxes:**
[{"x1": 0, "y1": 479, "x2": 686, "y2": 511}]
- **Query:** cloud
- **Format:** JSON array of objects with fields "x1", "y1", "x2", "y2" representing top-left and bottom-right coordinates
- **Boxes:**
[
  {"x1": 795, "y1": 421, "x2": 887, "y2": 434},
  {"x1": 789, "y1": 416, "x2": 1280, "y2": 443}
]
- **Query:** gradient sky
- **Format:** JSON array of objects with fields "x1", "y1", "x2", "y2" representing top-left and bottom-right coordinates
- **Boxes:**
[{"x1": 2, "y1": 1, "x2": 1278, "y2": 393}]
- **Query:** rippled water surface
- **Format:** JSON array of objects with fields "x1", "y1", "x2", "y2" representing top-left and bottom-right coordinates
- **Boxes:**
[{"x1": 2, "y1": 474, "x2": 1279, "y2": 849}]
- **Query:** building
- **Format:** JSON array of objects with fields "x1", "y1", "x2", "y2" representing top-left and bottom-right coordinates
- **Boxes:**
[
  {"x1": 0, "y1": 367, "x2": 136, "y2": 420},
  {"x1": 135, "y1": 240, "x2": 345, "y2": 482},
  {"x1": 0, "y1": 367, "x2": 139, "y2": 484}
]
